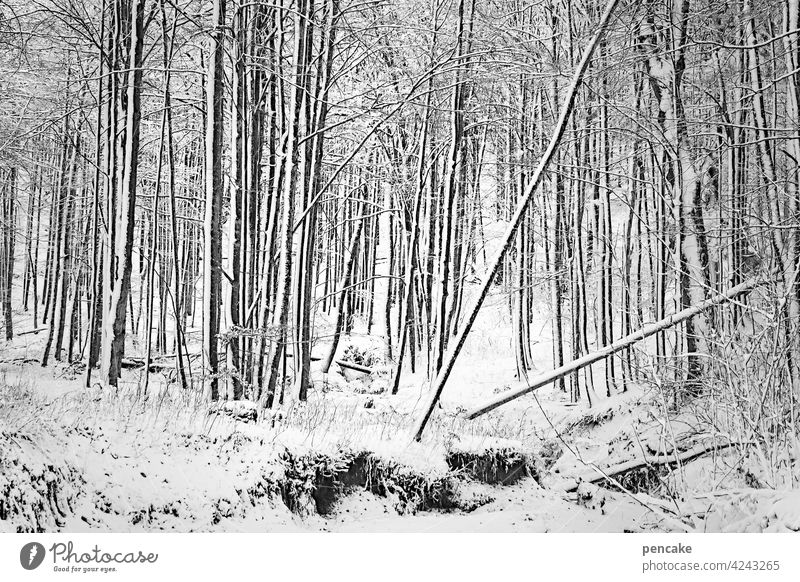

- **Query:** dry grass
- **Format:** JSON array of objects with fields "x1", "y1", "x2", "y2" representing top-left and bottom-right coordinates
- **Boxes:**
[{"x1": 1, "y1": 369, "x2": 547, "y2": 472}]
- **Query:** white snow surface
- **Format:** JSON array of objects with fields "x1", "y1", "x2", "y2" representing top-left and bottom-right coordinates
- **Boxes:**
[{"x1": 1, "y1": 292, "x2": 798, "y2": 533}]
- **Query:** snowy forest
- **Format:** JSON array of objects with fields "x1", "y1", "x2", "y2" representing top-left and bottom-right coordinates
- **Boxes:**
[{"x1": 1, "y1": 0, "x2": 800, "y2": 533}]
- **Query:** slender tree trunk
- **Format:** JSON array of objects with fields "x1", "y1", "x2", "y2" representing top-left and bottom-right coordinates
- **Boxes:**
[
  {"x1": 203, "y1": 0, "x2": 226, "y2": 401},
  {"x1": 264, "y1": 0, "x2": 309, "y2": 407}
]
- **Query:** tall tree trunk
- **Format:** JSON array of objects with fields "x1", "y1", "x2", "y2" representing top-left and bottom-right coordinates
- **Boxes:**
[
  {"x1": 203, "y1": 0, "x2": 226, "y2": 401},
  {"x1": 1, "y1": 168, "x2": 15, "y2": 340},
  {"x1": 264, "y1": 0, "x2": 309, "y2": 407},
  {"x1": 85, "y1": 0, "x2": 107, "y2": 386},
  {"x1": 99, "y1": 0, "x2": 148, "y2": 386}
]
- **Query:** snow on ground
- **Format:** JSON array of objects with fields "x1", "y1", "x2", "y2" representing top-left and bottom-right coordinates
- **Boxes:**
[
  {"x1": 1, "y1": 295, "x2": 798, "y2": 533},
  {"x1": 325, "y1": 482, "x2": 655, "y2": 533}
]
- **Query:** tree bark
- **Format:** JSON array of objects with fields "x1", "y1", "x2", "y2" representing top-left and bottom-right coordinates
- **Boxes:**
[
  {"x1": 203, "y1": 0, "x2": 226, "y2": 401},
  {"x1": 99, "y1": 0, "x2": 148, "y2": 386}
]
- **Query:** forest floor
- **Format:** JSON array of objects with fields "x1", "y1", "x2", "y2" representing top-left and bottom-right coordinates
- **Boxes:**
[{"x1": 2, "y1": 301, "x2": 800, "y2": 533}]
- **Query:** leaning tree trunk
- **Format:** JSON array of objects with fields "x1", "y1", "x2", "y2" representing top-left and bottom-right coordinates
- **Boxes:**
[
  {"x1": 413, "y1": 0, "x2": 621, "y2": 441},
  {"x1": 467, "y1": 278, "x2": 762, "y2": 419}
]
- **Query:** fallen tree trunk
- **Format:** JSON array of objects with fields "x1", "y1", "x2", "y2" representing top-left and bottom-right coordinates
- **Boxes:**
[
  {"x1": 336, "y1": 359, "x2": 373, "y2": 375},
  {"x1": 17, "y1": 327, "x2": 48, "y2": 337},
  {"x1": 562, "y1": 441, "x2": 740, "y2": 493},
  {"x1": 120, "y1": 358, "x2": 145, "y2": 369},
  {"x1": 412, "y1": 0, "x2": 622, "y2": 441},
  {"x1": 283, "y1": 353, "x2": 322, "y2": 362},
  {"x1": 467, "y1": 277, "x2": 761, "y2": 419}
]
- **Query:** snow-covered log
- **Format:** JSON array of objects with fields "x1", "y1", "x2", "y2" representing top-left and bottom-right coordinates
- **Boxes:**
[
  {"x1": 561, "y1": 441, "x2": 741, "y2": 493},
  {"x1": 466, "y1": 277, "x2": 762, "y2": 419}
]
